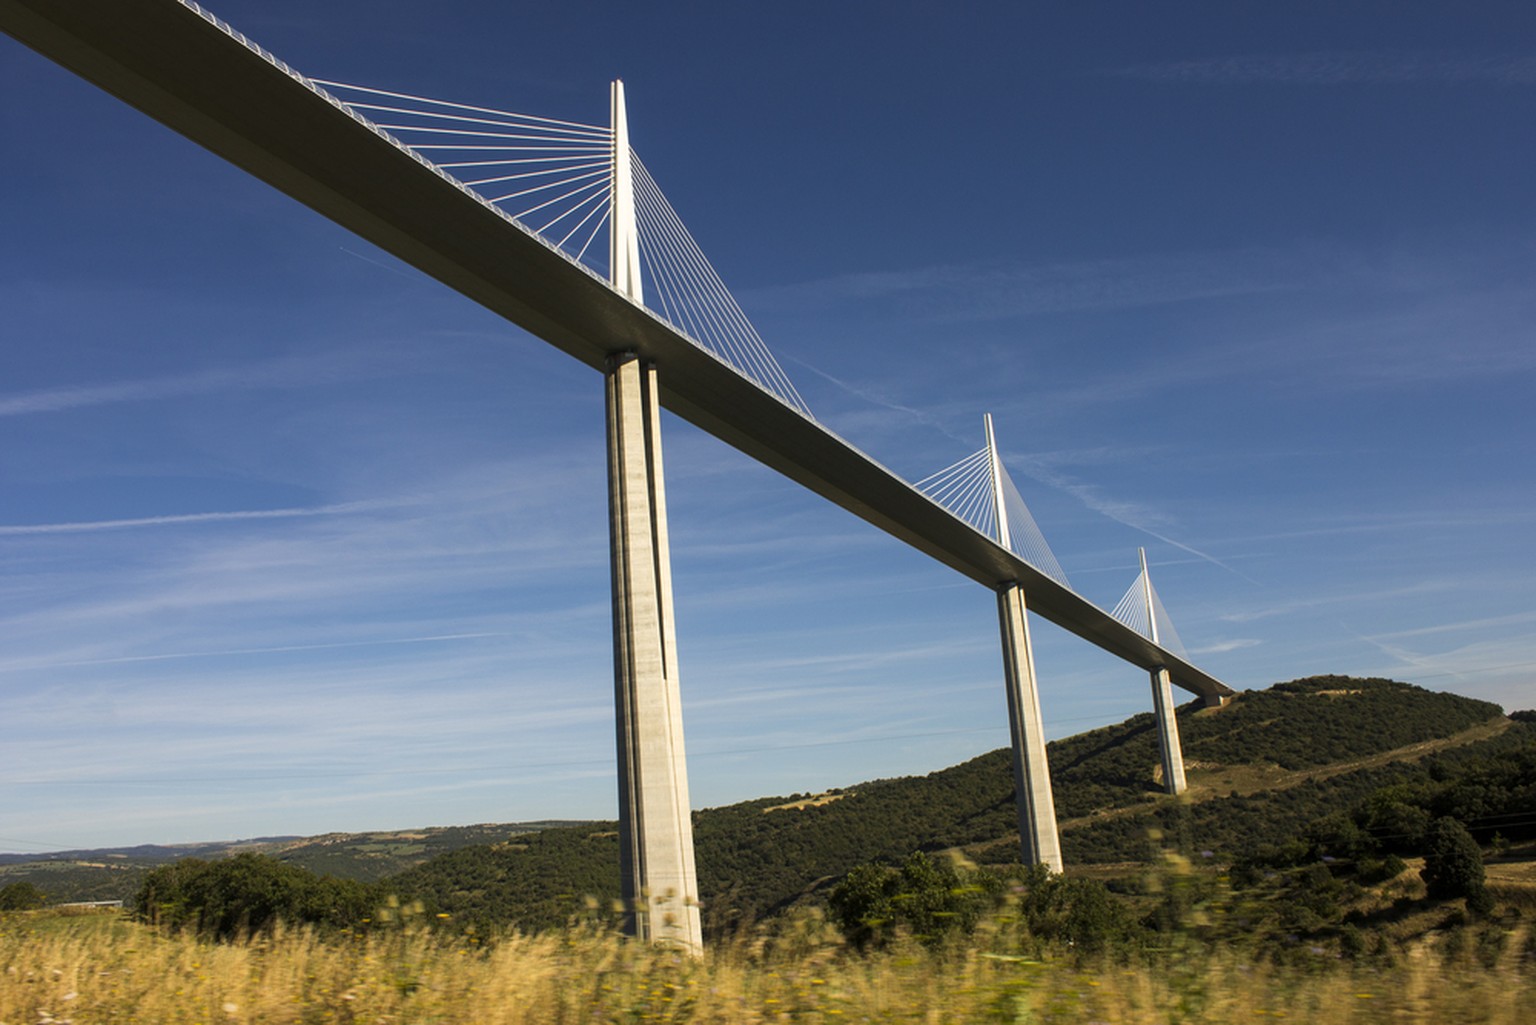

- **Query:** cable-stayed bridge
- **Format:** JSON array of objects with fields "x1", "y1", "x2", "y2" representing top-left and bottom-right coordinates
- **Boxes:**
[
  {"x1": 1, "y1": 0, "x2": 1234, "y2": 952},
  {"x1": 310, "y1": 79, "x2": 816, "y2": 420}
]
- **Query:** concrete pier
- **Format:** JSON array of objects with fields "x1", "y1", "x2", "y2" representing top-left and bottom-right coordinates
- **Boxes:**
[
  {"x1": 1137, "y1": 549, "x2": 1188, "y2": 796},
  {"x1": 606, "y1": 352, "x2": 703, "y2": 953},
  {"x1": 1149, "y1": 666, "x2": 1188, "y2": 795},
  {"x1": 996, "y1": 582, "x2": 1064, "y2": 872}
]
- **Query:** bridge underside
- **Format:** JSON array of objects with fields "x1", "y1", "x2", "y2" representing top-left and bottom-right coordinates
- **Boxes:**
[
  {"x1": 0, "y1": 0, "x2": 1232, "y2": 705},
  {"x1": 1, "y1": 0, "x2": 1249, "y2": 945}
]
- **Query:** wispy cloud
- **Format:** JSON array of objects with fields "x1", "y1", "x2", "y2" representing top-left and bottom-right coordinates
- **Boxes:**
[
  {"x1": 0, "y1": 500, "x2": 401, "y2": 535},
  {"x1": 1189, "y1": 638, "x2": 1261, "y2": 655},
  {"x1": 1170, "y1": 267, "x2": 1536, "y2": 398},
  {"x1": 1219, "y1": 581, "x2": 1456, "y2": 624},
  {"x1": 1002, "y1": 449, "x2": 1250, "y2": 580},
  {"x1": 1212, "y1": 507, "x2": 1536, "y2": 547},
  {"x1": 1361, "y1": 634, "x2": 1536, "y2": 712},
  {"x1": 0, "y1": 348, "x2": 403, "y2": 418},
  {"x1": 0, "y1": 455, "x2": 609, "y2": 672},
  {"x1": 780, "y1": 355, "x2": 974, "y2": 448},
  {"x1": 0, "y1": 371, "x2": 230, "y2": 416},
  {"x1": 1109, "y1": 51, "x2": 1536, "y2": 87},
  {"x1": 2, "y1": 630, "x2": 515, "y2": 673},
  {"x1": 738, "y1": 637, "x2": 990, "y2": 677},
  {"x1": 747, "y1": 248, "x2": 1308, "y2": 323},
  {"x1": 1366, "y1": 609, "x2": 1536, "y2": 643}
]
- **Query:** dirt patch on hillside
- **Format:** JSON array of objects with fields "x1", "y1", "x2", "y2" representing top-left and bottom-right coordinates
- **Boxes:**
[
  {"x1": 1485, "y1": 859, "x2": 1536, "y2": 887},
  {"x1": 765, "y1": 792, "x2": 850, "y2": 813}
]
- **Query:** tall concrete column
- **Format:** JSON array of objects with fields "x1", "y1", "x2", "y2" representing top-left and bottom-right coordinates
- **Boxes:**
[
  {"x1": 1138, "y1": 549, "x2": 1187, "y2": 796},
  {"x1": 606, "y1": 351, "x2": 702, "y2": 953},
  {"x1": 996, "y1": 582, "x2": 1063, "y2": 873},
  {"x1": 1150, "y1": 667, "x2": 1188, "y2": 795}
]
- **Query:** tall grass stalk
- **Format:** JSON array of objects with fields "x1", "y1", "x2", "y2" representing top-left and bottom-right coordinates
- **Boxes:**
[{"x1": 1, "y1": 910, "x2": 1529, "y2": 1024}]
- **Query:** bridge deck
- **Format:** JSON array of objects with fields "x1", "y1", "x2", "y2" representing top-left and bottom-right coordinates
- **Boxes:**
[{"x1": 1, "y1": 0, "x2": 1234, "y2": 702}]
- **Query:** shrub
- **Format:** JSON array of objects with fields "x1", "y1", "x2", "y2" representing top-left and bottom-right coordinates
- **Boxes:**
[
  {"x1": 1420, "y1": 817, "x2": 1486, "y2": 903},
  {"x1": 828, "y1": 852, "x2": 1001, "y2": 949},
  {"x1": 828, "y1": 855, "x2": 1137, "y2": 955},
  {"x1": 0, "y1": 881, "x2": 47, "y2": 910},
  {"x1": 132, "y1": 853, "x2": 377, "y2": 940},
  {"x1": 1357, "y1": 853, "x2": 1406, "y2": 884},
  {"x1": 1020, "y1": 868, "x2": 1141, "y2": 954}
]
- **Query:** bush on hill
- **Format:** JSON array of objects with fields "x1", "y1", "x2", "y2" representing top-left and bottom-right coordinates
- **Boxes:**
[
  {"x1": 828, "y1": 852, "x2": 1003, "y2": 949},
  {"x1": 1420, "y1": 816, "x2": 1488, "y2": 905},
  {"x1": 0, "y1": 881, "x2": 47, "y2": 911},
  {"x1": 827, "y1": 856, "x2": 1140, "y2": 955},
  {"x1": 132, "y1": 854, "x2": 376, "y2": 939}
]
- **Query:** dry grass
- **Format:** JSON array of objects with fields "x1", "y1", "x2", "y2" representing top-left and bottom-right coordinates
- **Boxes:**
[
  {"x1": 1, "y1": 908, "x2": 1530, "y2": 1024},
  {"x1": 764, "y1": 793, "x2": 850, "y2": 814}
]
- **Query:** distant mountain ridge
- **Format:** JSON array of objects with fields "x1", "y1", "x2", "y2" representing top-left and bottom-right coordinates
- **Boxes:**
[
  {"x1": 0, "y1": 837, "x2": 306, "y2": 867},
  {"x1": 0, "y1": 822, "x2": 592, "y2": 900},
  {"x1": 0, "y1": 821, "x2": 592, "y2": 871}
]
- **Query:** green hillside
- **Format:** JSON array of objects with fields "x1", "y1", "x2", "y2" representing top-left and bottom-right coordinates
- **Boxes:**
[
  {"x1": 12, "y1": 674, "x2": 1529, "y2": 946},
  {"x1": 384, "y1": 676, "x2": 1532, "y2": 937},
  {"x1": 271, "y1": 821, "x2": 590, "y2": 880}
]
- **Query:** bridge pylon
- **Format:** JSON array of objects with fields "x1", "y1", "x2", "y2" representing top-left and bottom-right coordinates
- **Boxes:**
[
  {"x1": 605, "y1": 80, "x2": 702, "y2": 953},
  {"x1": 986, "y1": 415, "x2": 1064, "y2": 872},
  {"x1": 1139, "y1": 548, "x2": 1188, "y2": 796}
]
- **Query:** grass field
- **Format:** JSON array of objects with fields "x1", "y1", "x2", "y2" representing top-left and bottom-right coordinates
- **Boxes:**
[{"x1": 1, "y1": 908, "x2": 1531, "y2": 1024}]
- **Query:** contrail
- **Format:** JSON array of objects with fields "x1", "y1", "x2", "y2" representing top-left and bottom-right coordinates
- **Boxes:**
[
  {"x1": 1010, "y1": 457, "x2": 1258, "y2": 583},
  {"x1": 1, "y1": 631, "x2": 513, "y2": 673},
  {"x1": 0, "y1": 500, "x2": 396, "y2": 535},
  {"x1": 781, "y1": 354, "x2": 971, "y2": 447}
]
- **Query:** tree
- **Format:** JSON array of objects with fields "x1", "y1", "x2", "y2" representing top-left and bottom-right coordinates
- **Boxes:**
[
  {"x1": 1420, "y1": 816, "x2": 1486, "y2": 903},
  {"x1": 1016, "y1": 866, "x2": 1139, "y2": 954},
  {"x1": 133, "y1": 854, "x2": 376, "y2": 940},
  {"x1": 0, "y1": 881, "x2": 47, "y2": 910},
  {"x1": 828, "y1": 852, "x2": 999, "y2": 949}
]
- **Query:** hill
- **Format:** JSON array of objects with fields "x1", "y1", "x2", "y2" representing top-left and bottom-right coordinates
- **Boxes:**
[
  {"x1": 11, "y1": 675, "x2": 1530, "y2": 940},
  {"x1": 385, "y1": 676, "x2": 1533, "y2": 936}
]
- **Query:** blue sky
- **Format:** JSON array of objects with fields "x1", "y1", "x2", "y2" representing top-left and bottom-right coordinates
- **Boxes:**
[{"x1": 2, "y1": 1, "x2": 1533, "y2": 853}]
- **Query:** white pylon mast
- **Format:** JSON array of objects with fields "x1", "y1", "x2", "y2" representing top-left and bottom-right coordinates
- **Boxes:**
[
  {"x1": 1139, "y1": 547, "x2": 1159, "y2": 646},
  {"x1": 610, "y1": 79, "x2": 642, "y2": 304},
  {"x1": 984, "y1": 413, "x2": 1010, "y2": 552},
  {"x1": 986, "y1": 412, "x2": 1063, "y2": 870},
  {"x1": 1138, "y1": 546, "x2": 1188, "y2": 794}
]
